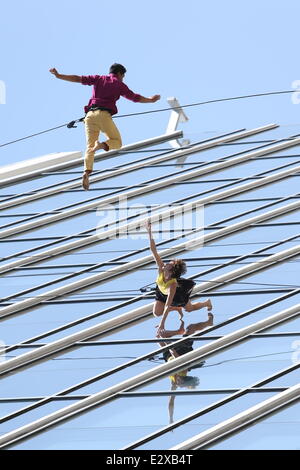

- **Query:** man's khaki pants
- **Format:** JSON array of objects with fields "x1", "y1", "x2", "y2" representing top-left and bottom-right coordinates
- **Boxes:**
[{"x1": 84, "y1": 110, "x2": 122, "y2": 171}]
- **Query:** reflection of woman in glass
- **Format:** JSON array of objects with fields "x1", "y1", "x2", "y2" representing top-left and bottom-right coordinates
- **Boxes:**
[
  {"x1": 156, "y1": 312, "x2": 213, "y2": 424},
  {"x1": 146, "y1": 219, "x2": 212, "y2": 336}
]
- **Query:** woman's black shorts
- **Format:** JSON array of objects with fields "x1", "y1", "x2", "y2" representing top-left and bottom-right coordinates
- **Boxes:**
[
  {"x1": 155, "y1": 287, "x2": 186, "y2": 306},
  {"x1": 163, "y1": 337, "x2": 194, "y2": 361},
  {"x1": 154, "y1": 278, "x2": 196, "y2": 307}
]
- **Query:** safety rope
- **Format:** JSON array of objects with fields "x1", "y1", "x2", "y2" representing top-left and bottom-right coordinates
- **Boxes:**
[{"x1": 0, "y1": 89, "x2": 295, "y2": 148}]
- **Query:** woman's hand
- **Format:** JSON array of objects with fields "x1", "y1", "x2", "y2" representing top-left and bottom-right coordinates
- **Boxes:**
[
  {"x1": 147, "y1": 218, "x2": 164, "y2": 269},
  {"x1": 145, "y1": 219, "x2": 151, "y2": 233},
  {"x1": 156, "y1": 325, "x2": 166, "y2": 337}
]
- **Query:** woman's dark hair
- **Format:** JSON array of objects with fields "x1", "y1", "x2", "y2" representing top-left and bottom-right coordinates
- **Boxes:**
[
  {"x1": 171, "y1": 259, "x2": 187, "y2": 279},
  {"x1": 109, "y1": 63, "x2": 127, "y2": 75}
]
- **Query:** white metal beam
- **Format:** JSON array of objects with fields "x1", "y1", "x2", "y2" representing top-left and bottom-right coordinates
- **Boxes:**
[{"x1": 0, "y1": 151, "x2": 82, "y2": 182}]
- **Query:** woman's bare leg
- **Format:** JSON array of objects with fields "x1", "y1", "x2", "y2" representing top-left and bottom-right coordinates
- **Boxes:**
[
  {"x1": 157, "y1": 319, "x2": 185, "y2": 338},
  {"x1": 175, "y1": 307, "x2": 184, "y2": 320},
  {"x1": 153, "y1": 301, "x2": 183, "y2": 317},
  {"x1": 184, "y1": 298, "x2": 212, "y2": 313},
  {"x1": 185, "y1": 312, "x2": 214, "y2": 335},
  {"x1": 153, "y1": 301, "x2": 165, "y2": 317}
]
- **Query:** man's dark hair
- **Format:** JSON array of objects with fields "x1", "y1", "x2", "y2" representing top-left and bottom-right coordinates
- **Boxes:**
[{"x1": 109, "y1": 63, "x2": 127, "y2": 75}]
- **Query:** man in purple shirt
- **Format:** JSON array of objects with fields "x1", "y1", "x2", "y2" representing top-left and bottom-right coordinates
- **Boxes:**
[{"x1": 50, "y1": 64, "x2": 160, "y2": 189}]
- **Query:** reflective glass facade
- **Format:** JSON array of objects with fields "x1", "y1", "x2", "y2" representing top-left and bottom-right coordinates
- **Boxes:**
[{"x1": 0, "y1": 126, "x2": 299, "y2": 449}]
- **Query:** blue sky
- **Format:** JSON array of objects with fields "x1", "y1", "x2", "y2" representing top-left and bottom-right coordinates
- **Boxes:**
[{"x1": 1, "y1": 0, "x2": 300, "y2": 165}]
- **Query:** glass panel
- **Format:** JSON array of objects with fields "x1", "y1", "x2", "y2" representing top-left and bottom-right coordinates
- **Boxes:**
[
  {"x1": 1, "y1": 338, "x2": 212, "y2": 398},
  {"x1": 1, "y1": 332, "x2": 285, "y2": 402},
  {"x1": 262, "y1": 316, "x2": 300, "y2": 334},
  {"x1": 8, "y1": 393, "x2": 230, "y2": 450},
  {"x1": 0, "y1": 401, "x2": 37, "y2": 418},
  {"x1": 209, "y1": 401, "x2": 300, "y2": 450},
  {"x1": 9, "y1": 389, "x2": 288, "y2": 450},
  {"x1": 3, "y1": 170, "x2": 297, "y2": 242},
  {"x1": 222, "y1": 257, "x2": 298, "y2": 289},
  {"x1": 0, "y1": 216, "x2": 35, "y2": 227},
  {"x1": 138, "y1": 391, "x2": 281, "y2": 450},
  {"x1": 2, "y1": 165, "x2": 189, "y2": 215},
  {"x1": 0, "y1": 173, "x2": 71, "y2": 195},
  {"x1": 0, "y1": 232, "x2": 95, "y2": 260},
  {"x1": 0, "y1": 145, "x2": 181, "y2": 198},
  {"x1": 0, "y1": 399, "x2": 77, "y2": 437},
  {"x1": 1, "y1": 188, "x2": 117, "y2": 216},
  {"x1": 0, "y1": 138, "x2": 298, "y2": 200},
  {"x1": 137, "y1": 336, "x2": 296, "y2": 392},
  {"x1": 265, "y1": 366, "x2": 300, "y2": 388},
  {"x1": 187, "y1": 160, "x2": 299, "y2": 183},
  {"x1": 2, "y1": 211, "x2": 99, "y2": 239},
  {"x1": 1, "y1": 127, "x2": 299, "y2": 452},
  {"x1": 264, "y1": 212, "x2": 300, "y2": 225},
  {"x1": 203, "y1": 196, "x2": 298, "y2": 230},
  {"x1": 0, "y1": 299, "x2": 149, "y2": 344},
  {"x1": 210, "y1": 197, "x2": 300, "y2": 226},
  {"x1": 207, "y1": 292, "x2": 300, "y2": 336}
]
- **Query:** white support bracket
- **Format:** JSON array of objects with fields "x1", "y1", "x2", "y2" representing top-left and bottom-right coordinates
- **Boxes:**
[{"x1": 166, "y1": 97, "x2": 190, "y2": 160}]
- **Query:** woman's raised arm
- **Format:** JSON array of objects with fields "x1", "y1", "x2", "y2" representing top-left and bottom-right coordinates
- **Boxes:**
[{"x1": 146, "y1": 220, "x2": 164, "y2": 270}]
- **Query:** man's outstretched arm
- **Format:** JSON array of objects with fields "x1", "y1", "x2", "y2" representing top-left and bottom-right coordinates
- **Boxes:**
[
  {"x1": 139, "y1": 95, "x2": 161, "y2": 103},
  {"x1": 49, "y1": 68, "x2": 81, "y2": 83},
  {"x1": 121, "y1": 82, "x2": 160, "y2": 104}
]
